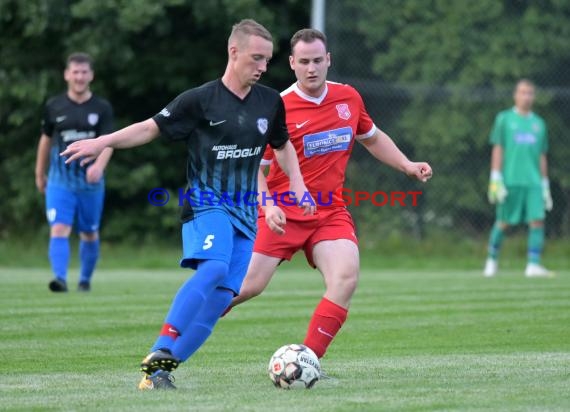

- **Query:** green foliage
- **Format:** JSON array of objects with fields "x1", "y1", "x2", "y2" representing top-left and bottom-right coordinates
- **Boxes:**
[
  {"x1": 330, "y1": 0, "x2": 570, "y2": 239},
  {"x1": 2, "y1": 0, "x2": 570, "y2": 242},
  {"x1": 0, "y1": 0, "x2": 308, "y2": 241}
]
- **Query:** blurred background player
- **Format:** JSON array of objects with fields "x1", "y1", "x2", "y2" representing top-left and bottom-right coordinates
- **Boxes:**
[
  {"x1": 62, "y1": 19, "x2": 313, "y2": 390},
  {"x1": 224, "y1": 28, "x2": 432, "y2": 361},
  {"x1": 484, "y1": 79, "x2": 553, "y2": 277},
  {"x1": 35, "y1": 52, "x2": 114, "y2": 292}
]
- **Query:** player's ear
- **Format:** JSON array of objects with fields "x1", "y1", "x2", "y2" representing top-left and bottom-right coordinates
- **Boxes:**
[
  {"x1": 228, "y1": 45, "x2": 239, "y2": 61},
  {"x1": 326, "y1": 52, "x2": 331, "y2": 68},
  {"x1": 289, "y1": 55, "x2": 295, "y2": 70}
]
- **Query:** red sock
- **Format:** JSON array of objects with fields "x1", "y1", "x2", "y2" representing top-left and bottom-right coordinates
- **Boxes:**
[
  {"x1": 159, "y1": 323, "x2": 180, "y2": 339},
  {"x1": 303, "y1": 297, "x2": 348, "y2": 358}
]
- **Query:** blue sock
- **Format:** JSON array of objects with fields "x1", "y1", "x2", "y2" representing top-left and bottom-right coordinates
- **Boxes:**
[
  {"x1": 49, "y1": 237, "x2": 70, "y2": 282},
  {"x1": 171, "y1": 288, "x2": 233, "y2": 362},
  {"x1": 487, "y1": 223, "x2": 505, "y2": 260},
  {"x1": 527, "y1": 226, "x2": 544, "y2": 264},
  {"x1": 151, "y1": 259, "x2": 229, "y2": 352},
  {"x1": 79, "y1": 239, "x2": 99, "y2": 283}
]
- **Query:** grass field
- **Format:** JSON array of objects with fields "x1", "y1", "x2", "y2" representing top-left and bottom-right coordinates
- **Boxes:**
[
  {"x1": 1, "y1": 234, "x2": 569, "y2": 270},
  {"x1": 1, "y1": 264, "x2": 569, "y2": 411}
]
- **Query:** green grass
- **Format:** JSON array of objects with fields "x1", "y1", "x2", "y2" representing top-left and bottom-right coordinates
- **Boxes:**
[
  {"x1": 1, "y1": 267, "x2": 569, "y2": 411},
  {"x1": 1, "y1": 234, "x2": 569, "y2": 270}
]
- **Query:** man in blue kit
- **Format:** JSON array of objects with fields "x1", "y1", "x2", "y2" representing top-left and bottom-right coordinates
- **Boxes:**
[
  {"x1": 62, "y1": 19, "x2": 313, "y2": 390},
  {"x1": 35, "y1": 52, "x2": 114, "y2": 292}
]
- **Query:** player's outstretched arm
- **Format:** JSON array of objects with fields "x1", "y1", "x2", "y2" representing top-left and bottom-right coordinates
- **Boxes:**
[
  {"x1": 359, "y1": 129, "x2": 432, "y2": 182},
  {"x1": 61, "y1": 119, "x2": 160, "y2": 166},
  {"x1": 273, "y1": 141, "x2": 316, "y2": 214}
]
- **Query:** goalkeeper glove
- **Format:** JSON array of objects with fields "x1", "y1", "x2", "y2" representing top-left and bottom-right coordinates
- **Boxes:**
[
  {"x1": 542, "y1": 177, "x2": 553, "y2": 211},
  {"x1": 488, "y1": 170, "x2": 508, "y2": 204}
]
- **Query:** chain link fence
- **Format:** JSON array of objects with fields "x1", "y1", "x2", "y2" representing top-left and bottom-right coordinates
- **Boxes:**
[{"x1": 322, "y1": 0, "x2": 570, "y2": 246}]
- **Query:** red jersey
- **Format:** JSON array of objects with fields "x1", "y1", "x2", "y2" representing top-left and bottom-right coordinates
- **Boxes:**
[{"x1": 262, "y1": 81, "x2": 376, "y2": 212}]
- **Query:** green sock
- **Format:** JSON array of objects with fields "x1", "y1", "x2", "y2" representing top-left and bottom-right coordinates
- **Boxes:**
[
  {"x1": 528, "y1": 226, "x2": 544, "y2": 264},
  {"x1": 488, "y1": 223, "x2": 505, "y2": 260}
]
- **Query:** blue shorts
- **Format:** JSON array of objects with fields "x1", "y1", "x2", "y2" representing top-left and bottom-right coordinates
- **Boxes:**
[
  {"x1": 45, "y1": 184, "x2": 104, "y2": 233},
  {"x1": 181, "y1": 210, "x2": 254, "y2": 295}
]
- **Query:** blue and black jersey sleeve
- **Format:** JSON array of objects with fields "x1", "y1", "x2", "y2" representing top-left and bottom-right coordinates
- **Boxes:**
[
  {"x1": 267, "y1": 97, "x2": 289, "y2": 149},
  {"x1": 153, "y1": 89, "x2": 202, "y2": 141}
]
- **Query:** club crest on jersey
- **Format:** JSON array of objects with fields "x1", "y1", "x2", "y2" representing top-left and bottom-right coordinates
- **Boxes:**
[
  {"x1": 257, "y1": 118, "x2": 268, "y2": 135},
  {"x1": 87, "y1": 113, "x2": 99, "y2": 126},
  {"x1": 336, "y1": 104, "x2": 351, "y2": 120}
]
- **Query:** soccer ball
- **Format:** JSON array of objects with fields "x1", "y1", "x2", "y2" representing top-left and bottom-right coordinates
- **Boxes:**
[{"x1": 268, "y1": 344, "x2": 321, "y2": 389}]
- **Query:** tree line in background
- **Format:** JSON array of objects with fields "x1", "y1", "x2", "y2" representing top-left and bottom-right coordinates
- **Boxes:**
[
  {"x1": 326, "y1": 0, "x2": 570, "y2": 242},
  {"x1": 1, "y1": 0, "x2": 569, "y2": 246},
  {"x1": 0, "y1": 0, "x2": 308, "y2": 244}
]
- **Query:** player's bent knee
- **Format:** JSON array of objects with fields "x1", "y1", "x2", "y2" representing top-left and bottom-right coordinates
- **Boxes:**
[
  {"x1": 529, "y1": 220, "x2": 544, "y2": 228},
  {"x1": 50, "y1": 224, "x2": 72, "y2": 237},
  {"x1": 326, "y1": 269, "x2": 359, "y2": 295},
  {"x1": 342, "y1": 273, "x2": 359, "y2": 295},
  {"x1": 200, "y1": 259, "x2": 230, "y2": 284},
  {"x1": 496, "y1": 221, "x2": 509, "y2": 230},
  {"x1": 79, "y1": 231, "x2": 99, "y2": 241}
]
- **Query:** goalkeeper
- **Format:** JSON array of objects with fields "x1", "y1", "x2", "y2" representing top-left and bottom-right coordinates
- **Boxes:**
[{"x1": 484, "y1": 79, "x2": 553, "y2": 277}]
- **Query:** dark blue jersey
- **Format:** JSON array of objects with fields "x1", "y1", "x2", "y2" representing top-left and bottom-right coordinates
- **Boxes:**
[
  {"x1": 42, "y1": 93, "x2": 114, "y2": 191},
  {"x1": 153, "y1": 79, "x2": 289, "y2": 240}
]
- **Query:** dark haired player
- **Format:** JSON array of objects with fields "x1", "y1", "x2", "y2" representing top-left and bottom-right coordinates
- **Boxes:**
[
  {"x1": 62, "y1": 19, "x2": 313, "y2": 390},
  {"x1": 224, "y1": 28, "x2": 432, "y2": 362},
  {"x1": 35, "y1": 52, "x2": 114, "y2": 292}
]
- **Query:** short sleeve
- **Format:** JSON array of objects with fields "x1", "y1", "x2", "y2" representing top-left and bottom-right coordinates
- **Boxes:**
[
  {"x1": 260, "y1": 144, "x2": 274, "y2": 166},
  {"x1": 153, "y1": 89, "x2": 201, "y2": 141},
  {"x1": 41, "y1": 101, "x2": 54, "y2": 137},
  {"x1": 267, "y1": 97, "x2": 289, "y2": 149},
  {"x1": 489, "y1": 113, "x2": 504, "y2": 146},
  {"x1": 354, "y1": 89, "x2": 376, "y2": 140},
  {"x1": 98, "y1": 101, "x2": 114, "y2": 136}
]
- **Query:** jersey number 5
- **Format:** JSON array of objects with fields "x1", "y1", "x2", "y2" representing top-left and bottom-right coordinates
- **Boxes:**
[{"x1": 202, "y1": 234, "x2": 215, "y2": 250}]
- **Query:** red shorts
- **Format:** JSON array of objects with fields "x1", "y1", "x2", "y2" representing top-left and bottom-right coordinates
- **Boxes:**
[{"x1": 254, "y1": 206, "x2": 358, "y2": 267}]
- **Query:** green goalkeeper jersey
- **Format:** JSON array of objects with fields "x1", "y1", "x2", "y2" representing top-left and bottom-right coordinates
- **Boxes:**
[{"x1": 489, "y1": 108, "x2": 548, "y2": 187}]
